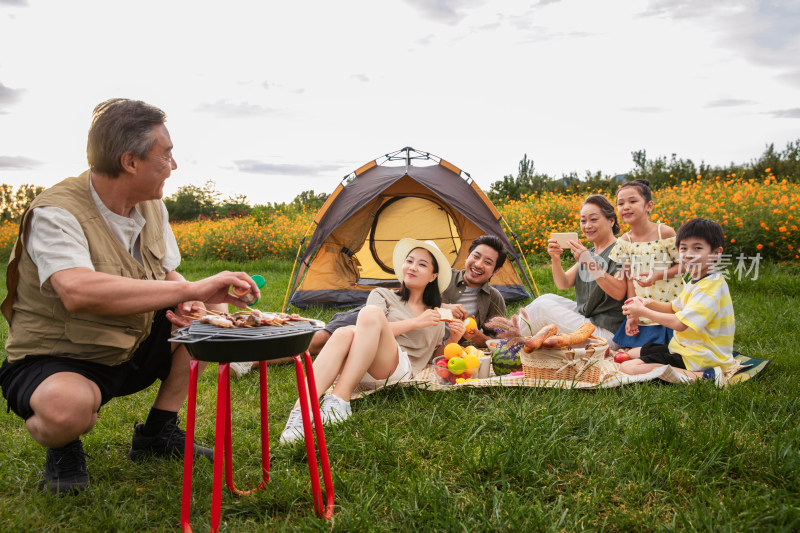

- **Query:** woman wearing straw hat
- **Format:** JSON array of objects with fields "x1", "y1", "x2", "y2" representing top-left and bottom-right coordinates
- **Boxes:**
[{"x1": 280, "y1": 238, "x2": 465, "y2": 444}]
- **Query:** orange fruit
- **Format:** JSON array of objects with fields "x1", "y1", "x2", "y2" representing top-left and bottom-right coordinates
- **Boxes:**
[
  {"x1": 463, "y1": 354, "x2": 480, "y2": 377},
  {"x1": 443, "y1": 343, "x2": 464, "y2": 360},
  {"x1": 464, "y1": 316, "x2": 477, "y2": 334},
  {"x1": 463, "y1": 354, "x2": 480, "y2": 369}
]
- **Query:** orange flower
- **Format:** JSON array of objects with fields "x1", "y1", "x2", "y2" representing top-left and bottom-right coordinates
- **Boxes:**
[{"x1": 757, "y1": 244, "x2": 763, "y2": 250}]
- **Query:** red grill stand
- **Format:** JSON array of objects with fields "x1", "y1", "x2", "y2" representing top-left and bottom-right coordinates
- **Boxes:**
[{"x1": 180, "y1": 351, "x2": 334, "y2": 532}]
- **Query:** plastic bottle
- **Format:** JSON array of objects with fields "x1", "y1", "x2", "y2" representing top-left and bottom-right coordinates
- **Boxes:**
[{"x1": 231, "y1": 275, "x2": 266, "y2": 306}]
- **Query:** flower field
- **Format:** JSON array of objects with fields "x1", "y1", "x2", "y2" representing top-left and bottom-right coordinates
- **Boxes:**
[
  {"x1": 0, "y1": 220, "x2": 16, "y2": 257},
  {"x1": 170, "y1": 208, "x2": 313, "y2": 262},
  {"x1": 503, "y1": 174, "x2": 799, "y2": 261},
  {"x1": 0, "y1": 175, "x2": 797, "y2": 263}
]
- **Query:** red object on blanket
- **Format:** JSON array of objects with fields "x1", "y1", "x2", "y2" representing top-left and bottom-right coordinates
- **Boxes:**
[{"x1": 614, "y1": 352, "x2": 631, "y2": 363}]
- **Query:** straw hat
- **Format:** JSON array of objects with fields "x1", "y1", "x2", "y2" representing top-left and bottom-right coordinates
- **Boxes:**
[{"x1": 392, "y1": 238, "x2": 452, "y2": 293}]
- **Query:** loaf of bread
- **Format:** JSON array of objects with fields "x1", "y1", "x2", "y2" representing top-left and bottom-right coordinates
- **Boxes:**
[
  {"x1": 541, "y1": 323, "x2": 595, "y2": 348},
  {"x1": 523, "y1": 324, "x2": 558, "y2": 352}
]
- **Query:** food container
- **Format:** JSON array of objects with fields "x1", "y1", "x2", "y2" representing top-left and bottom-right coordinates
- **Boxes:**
[
  {"x1": 520, "y1": 336, "x2": 612, "y2": 385},
  {"x1": 485, "y1": 339, "x2": 501, "y2": 351},
  {"x1": 430, "y1": 355, "x2": 480, "y2": 385},
  {"x1": 477, "y1": 355, "x2": 492, "y2": 379}
]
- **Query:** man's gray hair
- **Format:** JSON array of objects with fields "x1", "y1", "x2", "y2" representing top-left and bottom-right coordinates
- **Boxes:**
[{"x1": 87, "y1": 98, "x2": 167, "y2": 178}]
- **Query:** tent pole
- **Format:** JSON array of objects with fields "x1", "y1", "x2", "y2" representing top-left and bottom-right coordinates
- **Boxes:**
[
  {"x1": 502, "y1": 219, "x2": 540, "y2": 298},
  {"x1": 282, "y1": 220, "x2": 317, "y2": 312}
]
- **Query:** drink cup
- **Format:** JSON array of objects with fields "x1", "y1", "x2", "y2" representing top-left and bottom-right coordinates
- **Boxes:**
[{"x1": 477, "y1": 355, "x2": 492, "y2": 379}]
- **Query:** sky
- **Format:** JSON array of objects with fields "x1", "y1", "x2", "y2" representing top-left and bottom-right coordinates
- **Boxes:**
[{"x1": 1, "y1": 0, "x2": 799, "y2": 205}]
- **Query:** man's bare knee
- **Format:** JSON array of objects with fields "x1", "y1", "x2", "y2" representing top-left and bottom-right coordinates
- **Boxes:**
[
  {"x1": 308, "y1": 330, "x2": 332, "y2": 355},
  {"x1": 28, "y1": 376, "x2": 99, "y2": 445}
]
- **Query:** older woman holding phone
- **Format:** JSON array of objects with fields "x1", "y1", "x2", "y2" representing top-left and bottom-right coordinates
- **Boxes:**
[
  {"x1": 280, "y1": 238, "x2": 465, "y2": 444},
  {"x1": 518, "y1": 194, "x2": 627, "y2": 349}
]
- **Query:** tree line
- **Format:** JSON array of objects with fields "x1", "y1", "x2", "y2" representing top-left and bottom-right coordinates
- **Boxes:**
[
  {"x1": 2, "y1": 138, "x2": 798, "y2": 221},
  {"x1": 487, "y1": 138, "x2": 800, "y2": 204}
]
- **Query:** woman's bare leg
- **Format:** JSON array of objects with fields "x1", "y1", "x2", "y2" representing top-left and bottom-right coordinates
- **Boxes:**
[
  {"x1": 292, "y1": 326, "x2": 355, "y2": 409},
  {"x1": 331, "y1": 306, "x2": 400, "y2": 400}
]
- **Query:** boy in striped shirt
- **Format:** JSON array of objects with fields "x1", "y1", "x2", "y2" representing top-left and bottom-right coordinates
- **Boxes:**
[{"x1": 618, "y1": 218, "x2": 735, "y2": 384}]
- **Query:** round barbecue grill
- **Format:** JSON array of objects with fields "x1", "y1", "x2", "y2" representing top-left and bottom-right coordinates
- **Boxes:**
[
  {"x1": 171, "y1": 318, "x2": 334, "y2": 530},
  {"x1": 170, "y1": 319, "x2": 325, "y2": 362}
]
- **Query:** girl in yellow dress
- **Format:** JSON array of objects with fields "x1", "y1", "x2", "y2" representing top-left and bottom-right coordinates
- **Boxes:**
[{"x1": 610, "y1": 179, "x2": 683, "y2": 348}]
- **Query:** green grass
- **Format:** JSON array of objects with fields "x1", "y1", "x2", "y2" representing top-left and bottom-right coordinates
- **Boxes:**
[{"x1": 1, "y1": 259, "x2": 799, "y2": 532}]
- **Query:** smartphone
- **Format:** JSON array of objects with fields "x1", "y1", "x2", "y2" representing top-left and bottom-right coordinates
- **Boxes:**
[{"x1": 550, "y1": 232, "x2": 579, "y2": 249}]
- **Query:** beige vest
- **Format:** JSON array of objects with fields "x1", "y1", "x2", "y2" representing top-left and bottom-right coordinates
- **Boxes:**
[{"x1": 2, "y1": 171, "x2": 168, "y2": 365}]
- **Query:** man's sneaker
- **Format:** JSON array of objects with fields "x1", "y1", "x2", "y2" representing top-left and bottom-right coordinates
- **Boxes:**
[
  {"x1": 320, "y1": 393, "x2": 351, "y2": 425},
  {"x1": 279, "y1": 407, "x2": 308, "y2": 445},
  {"x1": 44, "y1": 438, "x2": 89, "y2": 495},
  {"x1": 701, "y1": 366, "x2": 724, "y2": 387},
  {"x1": 128, "y1": 418, "x2": 214, "y2": 462},
  {"x1": 229, "y1": 361, "x2": 253, "y2": 379}
]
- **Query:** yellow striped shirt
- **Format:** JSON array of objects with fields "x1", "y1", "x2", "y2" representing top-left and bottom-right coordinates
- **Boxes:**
[{"x1": 669, "y1": 273, "x2": 735, "y2": 370}]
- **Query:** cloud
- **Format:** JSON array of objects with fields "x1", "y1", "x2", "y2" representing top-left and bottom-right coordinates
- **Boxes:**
[
  {"x1": 234, "y1": 160, "x2": 343, "y2": 176},
  {"x1": 706, "y1": 98, "x2": 755, "y2": 108},
  {"x1": 639, "y1": 0, "x2": 717, "y2": 19},
  {"x1": 0, "y1": 0, "x2": 28, "y2": 6},
  {"x1": 260, "y1": 81, "x2": 306, "y2": 95},
  {"x1": 768, "y1": 108, "x2": 800, "y2": 118},
  {"x1": 640, "y1": 0, "x2": 800, "y2": 88},
  {"x1": 622, "y1": 106, "x2": 665, "y2": 114},
  {"x1": 195, "y1": 100, "x2": 280, "y2": 118},
  {"x1": 505, "y1": 11, "x2": 594, "y2": 41},
  {"x1": 0, "y1": 155, "x2": 40, "y2": 169},
  {"x1": 415, "y1": 34, "x2": 436, "y2": 46},
  {"x1": 401, "y1": 0, "x2": 486, "y2": 25},
  {"x1": 0, "y1": 82, "x2": 24, "y2": 111},
  {"x1": 351, "y1": 74, "x2": 370, "y2": 83}
]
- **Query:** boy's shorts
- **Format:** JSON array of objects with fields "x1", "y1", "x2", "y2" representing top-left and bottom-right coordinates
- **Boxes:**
[
  {"x1": 0, "y1": 309, "x2": 174, "y2": 420},
  {"x1": 639, "y1": 342, "x2": 686, "y2": 369}
]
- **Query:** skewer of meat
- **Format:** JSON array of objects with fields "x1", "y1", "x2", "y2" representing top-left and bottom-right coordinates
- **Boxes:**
[{"x1": 197, "y1": 314, "x2": 235, "y2": 328}]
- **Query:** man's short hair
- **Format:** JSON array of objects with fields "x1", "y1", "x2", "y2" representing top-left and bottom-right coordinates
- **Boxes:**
[
  {"x1": 87, "y1": 98, "x2": 167, "y2": 178},
  {"x1": 676, "y1": 218, "x2": 724, "y2": 250},
  {"x1": 468, "y1": 235, "x2": 507, "y2": 272}
]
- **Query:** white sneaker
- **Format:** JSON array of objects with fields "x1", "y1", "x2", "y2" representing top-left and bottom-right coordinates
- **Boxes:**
[
  {"x1": 279, "y1": 407, "x2": 308, "y2": 445},
  {"x1": 320, "y1": 394, "x2": 352, "y2": 425},
  {"x1": 229, "y1": 362, "x2": 253, "y2": 379}
]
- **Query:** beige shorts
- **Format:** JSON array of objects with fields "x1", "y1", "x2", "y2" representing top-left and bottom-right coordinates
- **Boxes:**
[{"x1": 358, "y1": 344, "x2": 412, "y2": 390}]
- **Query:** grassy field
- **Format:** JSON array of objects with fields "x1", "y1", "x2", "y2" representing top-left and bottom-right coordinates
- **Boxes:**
[{"x1": 0, "y1": 258, "x2": 799, "y2": 532}]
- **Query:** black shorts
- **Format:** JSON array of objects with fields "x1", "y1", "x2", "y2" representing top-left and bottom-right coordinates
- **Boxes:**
[
  {"x1": 639, "y1": 342, "x2": 686, "y2": 369},
  {"x1": 0, "y1": 309, "x2": 174, "y2": 420}
]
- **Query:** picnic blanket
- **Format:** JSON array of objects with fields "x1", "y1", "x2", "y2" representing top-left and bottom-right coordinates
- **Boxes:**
[{"x1": 341, "y1": 351, "x2": 770, "y2": 400}]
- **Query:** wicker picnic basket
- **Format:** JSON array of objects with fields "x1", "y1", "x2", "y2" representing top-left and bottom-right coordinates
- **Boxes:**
[{"x1": 520, "y1": 336, "x2": 613, "y2": 385}]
